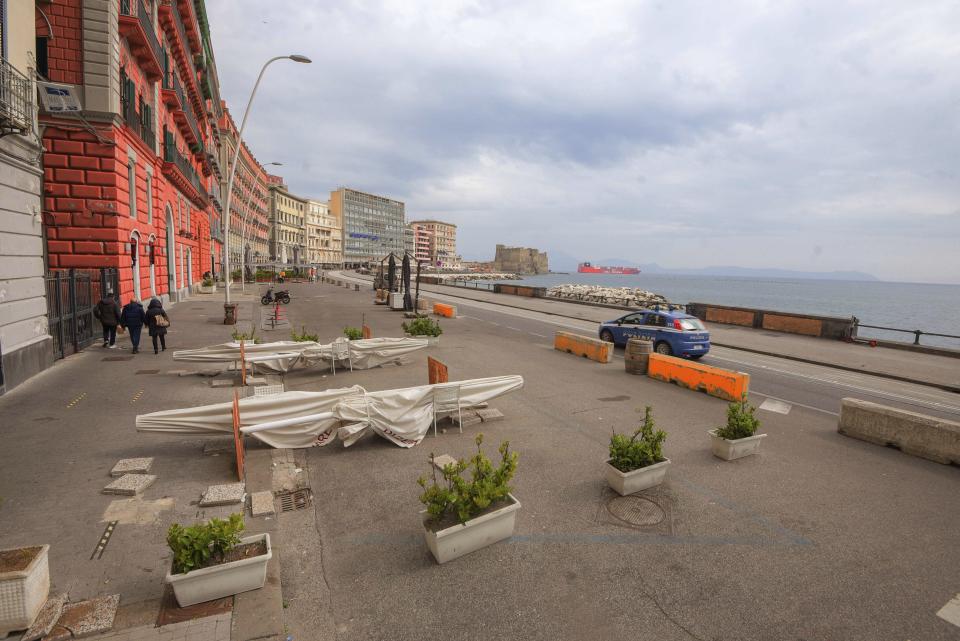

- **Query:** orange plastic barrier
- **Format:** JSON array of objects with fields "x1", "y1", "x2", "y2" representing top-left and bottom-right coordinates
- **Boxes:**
[
  {"x1": 434, "y1": 303, "x2": 457, "y2": 318},
  {"x1": 231, "y1": 391, "x2": 246, "y2": 482},
  {"x1": 553, "y1": 331, "x2": 614, "y2": 364},
  {"x1": 646, "y1": 353, "x2": 749, "y2": 401},
  {"x1": 362, "y1": 324, "x2": 372, "y2": 339}
]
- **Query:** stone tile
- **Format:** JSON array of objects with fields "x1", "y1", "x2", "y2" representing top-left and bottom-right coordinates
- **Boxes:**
[
  {"x1": 22, "y1": 593, "x2": 67, "y2": 641},
  {"x1": 432, "y1": 454, "x2": 458, "y2": 470},
  {"x1": 103, "y1": 474, "x2": 157, "y2": 496},
  {"x1": 43, "y1": 594, "x2": 120, "y2": 640},
  {"x1": 110, "y1": 457, "x2": 154, "y2": 477},
  {"x1": 250, "y1": 491, "x2": 275, "y2": 517},
  {"x1": 209, "y1": 379, "x2": 233, "y2": 388},
  {"x1": 199, "y1": 482, "x2": 245, "y2": 507},
  {"x1": 477, "y1": 408, "x2": 505, "y2": 422},
  {"x1": 451, "y1": 412, "x2": 482, "y2": 428}
]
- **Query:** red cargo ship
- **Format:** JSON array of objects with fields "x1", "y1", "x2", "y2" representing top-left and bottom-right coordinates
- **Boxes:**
[{"x1": 577, "y1": 262, "x2": 640, "y2": 275}]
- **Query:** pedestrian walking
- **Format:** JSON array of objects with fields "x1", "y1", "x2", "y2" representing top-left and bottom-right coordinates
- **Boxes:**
[
  {"x1": 120, "y1": 297, "x2": 146, "y2": 354},
  {"x1": 145, "y1": 298, "x2": 170, "y2": 354},
  {"x1": 93, "y1": 291, "x2": 122, "y2": 348}
]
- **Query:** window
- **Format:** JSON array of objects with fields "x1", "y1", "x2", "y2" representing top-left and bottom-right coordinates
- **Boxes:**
[
  {"x1": 127, "y1": 154, "x2": 137, "y2": 218},
  {"x1": 145, "y1": 170, "x2": 153, "y2": 223}
]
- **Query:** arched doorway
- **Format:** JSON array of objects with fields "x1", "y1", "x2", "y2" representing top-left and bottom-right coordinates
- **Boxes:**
[
  {"x1": 165, "y1": 205, "x2": 176, "y2": 299},
  {"x1": 148, "y1": 234, "x2": 157, "y2": 299},
  {"x1": 130, "y1": 230, "x2": 142, "y2": 301}
]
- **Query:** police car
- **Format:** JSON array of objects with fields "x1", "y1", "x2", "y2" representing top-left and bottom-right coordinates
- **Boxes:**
[{"x1": 598, "y1": 309, "x2": 711, "y2": 358}]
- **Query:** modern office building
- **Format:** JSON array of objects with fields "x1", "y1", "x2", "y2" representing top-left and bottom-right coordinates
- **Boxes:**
[
  {"x1": 408, "y1": 219, "x2": 458, "y2": 267},
  {"x1": 269, "y1": 177, "x2": 307, "y2": 266},
  {"x1": 306, "y1": 199, "x2": 342, "y2": 267},
  {"x1": 329, "y1": 187, "x2": 405, "y2": 266},
  {"x1": 0, "y1": 1, "x2": 49, "y2": 393}
]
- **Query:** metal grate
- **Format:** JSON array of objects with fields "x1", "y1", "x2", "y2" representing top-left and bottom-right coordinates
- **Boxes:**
[
  {"x1": 253, "y1": 384, "x2": 284, "y2": 397},
  {"x1": 277, "y1": 489, "x2": 311, "y2": 512},
  {"x1": 606, "y1": 495, "x2": 666, "y2": 526}
]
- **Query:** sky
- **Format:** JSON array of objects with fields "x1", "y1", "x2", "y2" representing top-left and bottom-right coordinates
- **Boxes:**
[{"x1": 206, "y1": 0, "x2": 960, "y2": 284}]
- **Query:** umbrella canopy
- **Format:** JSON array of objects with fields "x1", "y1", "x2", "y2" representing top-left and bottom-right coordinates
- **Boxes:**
[
  {"x1": 402, "y1": 253, "x2": 413, "y2": 311},
  {"x1": 387, "y1": 254, "x2": 397, "y2": 292}
]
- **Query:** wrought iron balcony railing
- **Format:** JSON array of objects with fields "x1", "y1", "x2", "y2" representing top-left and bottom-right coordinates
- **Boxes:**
[{"x1": 0, "y1": 58, "x2": 33, "y2": 135}]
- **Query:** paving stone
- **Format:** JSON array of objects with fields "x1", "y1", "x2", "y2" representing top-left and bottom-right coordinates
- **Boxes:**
[
  {"x1": 21, "y1": 593, "x2": 67, "y2": 641},
  {"x1": 246, "y1": 376, "x2": 266, "y2": 385},
  {"x1": 202, "y1": 437, "x2": 235, "y2": 456},
  {"x1": 210, "y1": 379, "x2": 234, "y2": 388},
  {"x1": 250, "y1": 491, "x2": 275, "y2": 517},
  {"x1": 451, "y1": 412, "x2": 482, "y2": 428},
  {"x1": 43, "y1": 594, "x2": 119, "y2": 640},
  {"x1": 200, "y1": 482, "x2": 245, "y2": 507},
  {"x1": 477, "y1": 408, "x2": 505, "y2": 422},
  {"x1": 103, "y1": 474, "x2": 157, "y2": 496},
  {"x1": 432, "y1": 454, "x2": 458, "y2": 470},
  {"x1": 110, "y1": 457, "x2": 154, "y2": 477}
]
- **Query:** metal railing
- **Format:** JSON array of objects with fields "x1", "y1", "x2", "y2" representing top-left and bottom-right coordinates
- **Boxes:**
[
  {"x1": 163, "y1": 129, "x2": 206, "y2": 197},
  {"x1": 120, "y1": 0, "x2": 164, "y2": 68},
  {"x1": 46, "y1": 268, "x2": 119, "y2": 360},
  {"x1": 163, "y1": 63, "x2": 187, "y2": 108},
  {"x1": 0, "y1": 58, "x2": 33, "y2": 134},
  {"x1": 853, "y1": 318, "x2": 960, "y2": 347},
  {"x1": 121, "y1": 96, "x2": 156, "y2": 150}
]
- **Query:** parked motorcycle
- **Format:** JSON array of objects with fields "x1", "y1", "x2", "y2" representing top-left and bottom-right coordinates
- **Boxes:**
[{"x1": 261, "y1": 288, "x2": 291, "y2": 305}]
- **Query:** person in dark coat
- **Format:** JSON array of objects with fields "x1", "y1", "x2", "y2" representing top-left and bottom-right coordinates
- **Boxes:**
[
  {"x1": 120, "y1": 297, "x2": 146, "y2": 354},
  {"x1": 93, "y1": 292, "x2": 122, "y2": 348},
  {"x1": 145, "y1": 298, "x2": 170, "y2": 354}
]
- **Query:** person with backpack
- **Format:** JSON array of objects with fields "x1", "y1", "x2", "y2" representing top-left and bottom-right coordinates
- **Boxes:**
[
  {"x1": 120, "y1": 297, "x2": 146, "y2": 354},
  {"x1": 93, "y1": 292, "x2": 122, "y2": 348},
  {"x1": 145, "y1": 298, "x2": 170, "y2": 354}
]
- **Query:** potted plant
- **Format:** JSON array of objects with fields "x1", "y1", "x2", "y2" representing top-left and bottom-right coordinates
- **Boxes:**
[
  {"x1": 165, "y1": 514, "x2": 271, "y2": 607},
  {"x1": 200, "y1": 276, "x2": 216, "y2": 294},
  {"x1": 402, "y1": 316, "x2": 442, "y2": 346},
  {"x1": 343, "y1": 327, "x2": 364, "y2": 341},
  {"x1": 606, "y1": 406, "x2": 670, "y2": 495},
  {"x1": 708, "y1": 395, "x2": 766, "y2": 461},
  {"x1": 418, "y1": 434, "x2": 520, "y2": 564},
  {"x1": 290, "y1": 326, "x2": 319, "y2": 342},
  {"x1": 0, "y1": 545, "x2": 50, "y2": 637}
]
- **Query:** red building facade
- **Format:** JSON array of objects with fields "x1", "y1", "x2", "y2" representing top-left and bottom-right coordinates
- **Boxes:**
[{"x1": 38, "y1": 0, "x2": 225, "y2": 303}]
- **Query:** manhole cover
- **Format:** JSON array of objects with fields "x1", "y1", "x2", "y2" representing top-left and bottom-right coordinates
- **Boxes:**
[
  {"x1": 102, "y1": 356, "x2": 134, "y2": 362},
  {"x1": 606, "y1": 495, "x2": 665, "y2": 526},
  {"x1": 277, "y1": 489, "x2": 311, "y2": 512},
  {"x1": 135, "y1": 369, "x2": 160, "y2": 375}
]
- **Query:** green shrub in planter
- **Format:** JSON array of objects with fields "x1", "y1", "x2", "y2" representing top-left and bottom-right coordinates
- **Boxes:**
[
  {"x1": 403, "y1": 317, "x2": 442, "y2": 337},
  {"x1": 231, "y1": 328, "x2": 261, "y2": 344},
  {"x1": 715, "y1": 395, "x2": 760, "y2": 440},
  {"x1": 418, "y1": 434, "x2": 518, "y2": 525},
  {"x1": 609, "y1": 406, "x2": 666, "y2": 472},
  {"x1": 343, "y1": 327, "x2": 363, "y2": 340},
  {"x1": 167, "y1": 513, "x2": 244, "y2": 575},
  {"x1": 202, "y1": 277, "x2": 214, "y2": 287},
  {"x1": 291, "y1": 326, "x2": 319, "y2": 342}
]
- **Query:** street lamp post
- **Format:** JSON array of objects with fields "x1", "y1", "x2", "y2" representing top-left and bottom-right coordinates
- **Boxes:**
[
  {"x1": 223, "y1": 54, "x2": 311, "y2": 323},
  {"x1": 239, "y1": 161, "x2": 282, "y2": 292}
]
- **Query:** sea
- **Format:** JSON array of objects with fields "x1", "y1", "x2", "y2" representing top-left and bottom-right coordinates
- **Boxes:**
[{"x1": 497, "y1": 272, "x2": 960, "y2": 350}]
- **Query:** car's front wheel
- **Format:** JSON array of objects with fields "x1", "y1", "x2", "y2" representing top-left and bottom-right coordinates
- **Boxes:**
[
  {"x1": 599, "y1": 329, "x2": 615, "y2": 343},
  {"x1": 654, "y1": 341, "x2": 672, "y2": 356}
]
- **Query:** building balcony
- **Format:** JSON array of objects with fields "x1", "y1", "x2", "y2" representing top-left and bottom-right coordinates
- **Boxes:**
[
  {"x1": 163, "y1": 128, "x2": 207, "y2": 207},
  {"x1": 176, "y1": 0, "x2": 203, "y2": 55},
  {"x1": 170, "y1": 89, "x2": 201, "y2": 148},
  {"x1": 0, "y1": 58, "x2": 33, "y2": 136},
  {"x1": 119, "y1": 0, "x2": 163, "y2": 82},
  {"x1": 158, "y1": 0, "x2": 203, "y2": 114},
  {"x1": 160, "y1": 57, "x2": 185, "y2": 111},
  {"x1": 122, "y1": 96, "x2": 156, "y2": 151}
]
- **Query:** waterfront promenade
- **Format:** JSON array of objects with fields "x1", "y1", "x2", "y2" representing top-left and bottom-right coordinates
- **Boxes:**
[{"x1": 0, "y1": 279, "x2": 957, "y2": 640}]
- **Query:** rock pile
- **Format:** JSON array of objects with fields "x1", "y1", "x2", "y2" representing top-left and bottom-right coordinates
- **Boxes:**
[
  {"x1": 434, "y1": 273, "x2": 521, "y2": 282},
  {"x1": 547, "y1": 284, "x2": 678, "y2": 309}
]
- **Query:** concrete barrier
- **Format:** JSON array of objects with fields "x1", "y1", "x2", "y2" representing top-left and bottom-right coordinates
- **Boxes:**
[
  {"x1": 553, "y1": 331, "x2": 614, "y2": 364},
  {"x1": 434, "y1": 303, "x2": 457, "y2": 318},
  {"x1": 838, "y1": 398, "x2": 960, "y2": 465},
  {"x1": 686, "y1": 302, "x2": 856, "y2": 340},
  {"x1": 646, "y1": 353, "x2": 749, "y2": 401}
]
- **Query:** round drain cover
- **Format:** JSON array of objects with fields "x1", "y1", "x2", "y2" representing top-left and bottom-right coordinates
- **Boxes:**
[{"x1": 606, "y1": 495, "x2": 665, "y2": 526}]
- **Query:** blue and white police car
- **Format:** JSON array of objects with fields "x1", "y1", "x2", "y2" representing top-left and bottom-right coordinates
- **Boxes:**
[{"x1": 598, "y1": 309, "x2": 711, "y2": 358}]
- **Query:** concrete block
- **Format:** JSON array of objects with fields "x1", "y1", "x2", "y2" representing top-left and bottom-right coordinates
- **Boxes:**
[
  {"x1": 433, "y1": 303, "x2": 457, "y2": 318},
  {"x1": 646, "y1": 353, "x2": 749, "y2": 402},
  {"x1": 477, "y1": 408, "x2": 505, "y2": 422},
  {"x1": 432, "y1": 454, "x2": 458, "y2": 470},
  {"x1": 21, "y1": 593, "x2": 67, "y2": 641},
  {"x1": 44, "y1": 594, "x2": 119, "y2": 640},
  {"x1": 553, "y1": 331, "x2": 614, "y2": 364},
  {"x1": 210, "y1": 379, "x2": 234, "y2": 388},
  {"x1": 838, "y1": 398, "x2": 960, "y2": 465},
  {"x1": 109, "y1": 457, "x2": 153, "y2": 477},
  {"x1": 103, "y1": 474, "x2": 157, "y2": 496},
  {"x1": 452, "y1": 412, "x2": 482, "y2": 428},
  {"x1": 250, "y1": 491, "x2": 275, "y2": 517},
  {"x1": 200, "y1": 482, "x2": 246, "y2": 507}
]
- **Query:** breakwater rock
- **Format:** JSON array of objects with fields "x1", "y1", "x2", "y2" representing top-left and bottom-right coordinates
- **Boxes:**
[
  {"x1": 547, "y1": 284, "x2": 678, "y2": 309},
  {"x1": 430, "y1": 273, "x2": 522, "y2": 282}
]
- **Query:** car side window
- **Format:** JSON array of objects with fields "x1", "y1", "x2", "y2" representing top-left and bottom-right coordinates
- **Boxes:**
[
  {"x1": 622, "y1": 314, "x2": 642, "y2": 324},
  {"x1": 643, "y1": 314, "x2": 662, "y2": 327}
]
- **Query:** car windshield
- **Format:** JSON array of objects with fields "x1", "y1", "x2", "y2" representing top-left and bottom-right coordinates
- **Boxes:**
[{"x1": 677, "y1": 318, "x2": 706, "y2": 331}]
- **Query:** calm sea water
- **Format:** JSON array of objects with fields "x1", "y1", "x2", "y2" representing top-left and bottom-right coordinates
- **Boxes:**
[{"x1": 499, "y1": 273, "x2": 960, "y2": 349}]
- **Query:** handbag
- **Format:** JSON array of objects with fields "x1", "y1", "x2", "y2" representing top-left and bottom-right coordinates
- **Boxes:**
[{"x1": 155, "y1": 315, "x2": 170, "y2": 328}]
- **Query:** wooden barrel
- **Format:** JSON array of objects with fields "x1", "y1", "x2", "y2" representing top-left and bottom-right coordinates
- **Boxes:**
[{"x1": 625, "y1": 337, "x2": 653, "y2": 375}]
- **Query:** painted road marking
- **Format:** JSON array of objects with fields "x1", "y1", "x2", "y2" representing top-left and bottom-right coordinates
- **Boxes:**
[
  {"x1": 530, "y1": 332, "x2": 548, "y2": 338},
  {"x1": 759, "y1": 398, "x2": 792, "y2": 414},
  {"x1": 505, "y1": 326, "x2": 523, "y2": 332},
  {"x1": 751, "y1": 391, "x2": 840, "y2": 417},
  {"x1": 937, "y1": 594, "x2": 960, "y2": 628},
  {"x1": 130, "y1": 389, "x2": 144, "y2": 404},
  {"x1": 66, "y1": 392, "x2": 86, "y2": 408}
]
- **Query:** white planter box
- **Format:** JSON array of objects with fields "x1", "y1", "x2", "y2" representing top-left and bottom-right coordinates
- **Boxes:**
[
  {"x1": 405, "y1": 333, "x2": 440, "y2": 346},
  {"x1": 708, "y1": 429, "x2": 767, "y2": 461},
  {"x1": 605, "y1": 458, "x2": 671, "y2": 496},
  {"x1": 0, "y1": 545, "x2": 50, "y2": 636},
  {"x1": 200, "y1": 284, "x2": 216, "y2": 294},
  {"x1": 165, "y1": 534, "x2": 271, "y2": 607},
  {"x1": 423, "y1": 494, "x2": 520, "y2": 564}
]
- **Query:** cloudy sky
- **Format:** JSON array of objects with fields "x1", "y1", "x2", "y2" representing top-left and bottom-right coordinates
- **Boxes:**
[{"x1": 207, "y1": 0, "x2": 960, "y2": 283}]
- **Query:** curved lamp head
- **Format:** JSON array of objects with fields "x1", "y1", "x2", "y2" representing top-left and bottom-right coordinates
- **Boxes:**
[{"x1": 288, "y1": 55, "x2": 312, "y2": 63}]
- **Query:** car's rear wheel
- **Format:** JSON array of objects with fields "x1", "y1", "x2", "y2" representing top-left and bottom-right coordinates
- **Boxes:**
[
  {"x1": 654, "y1": 341, "x2": 672, "y2": 356},
  {"x1": 599, "y1": 329, "x2": 615, "y2": 343}
]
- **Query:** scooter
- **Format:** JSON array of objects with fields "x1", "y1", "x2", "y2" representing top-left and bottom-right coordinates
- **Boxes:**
[{"x1": 261, "y1": 288, "x2": 291, "y2": 305}]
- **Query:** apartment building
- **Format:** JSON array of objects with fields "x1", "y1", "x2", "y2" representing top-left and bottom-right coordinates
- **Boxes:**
[
  {"x1": 408, "y1": 219, "x2": 458, "y2": 267},
  {"x1": 330, "y1": 187, "x2": 404, "y2": 266},
  {"x1": 269, "y1": 177, "x2": 307, "y2": 265},
  {"x1": 38, "y1": 0, "x2": 224, "y2": 302},
  {"x1": 306, "y1": 199, "x2": 342, "y2": 267},
  {"x1": 0, "y1": 1, "x2": 48, "y2": 393}
]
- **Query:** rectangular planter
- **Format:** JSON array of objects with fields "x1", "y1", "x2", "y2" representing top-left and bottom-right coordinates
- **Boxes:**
[
  {"x1": 605, "y1": 458, "x2": 671, "y2": 496},
  {"x1": 423, "y1": 494, "x2": 520, "y2": 564},
  {"x1": 0, "y1": 544, "x2": 50, "y2": 636},
  {"x1": 404, "y1": 333, "x2": 440, "y2": 346},
  {"x1": 165, "y1": 534, "x2": 271, "y2": 607},
  {"x1": 708, "y1": 429, "x2": 767, "y2": 461}
]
